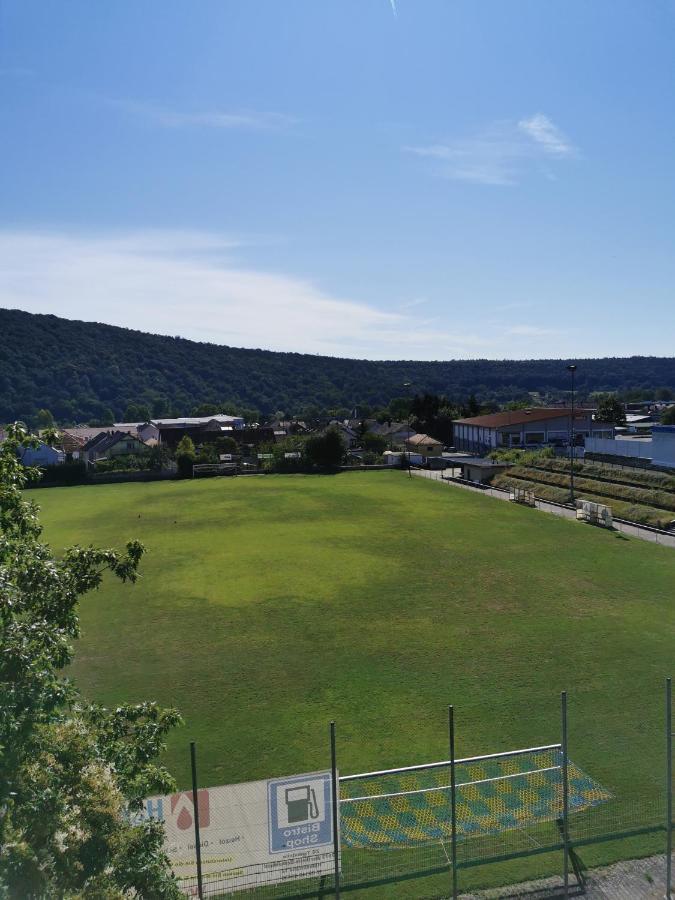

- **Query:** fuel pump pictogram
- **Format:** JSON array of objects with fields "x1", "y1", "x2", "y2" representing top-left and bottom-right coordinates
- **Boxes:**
[
  {"x1": 284, "y1": 784, "x2": 320, "y2": 823},
  {"x1": 268, "y1": 772, "x2": 333, "y2": 854}
]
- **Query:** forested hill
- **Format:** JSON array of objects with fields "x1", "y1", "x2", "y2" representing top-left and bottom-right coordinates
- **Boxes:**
[{"x1": 1, "y1": 307, "x2": 675, "y2": 422}]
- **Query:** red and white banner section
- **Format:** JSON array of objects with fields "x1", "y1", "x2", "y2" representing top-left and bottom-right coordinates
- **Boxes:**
[{"x1": 135, "y1": 770, "x2": 337, "y2": 895}]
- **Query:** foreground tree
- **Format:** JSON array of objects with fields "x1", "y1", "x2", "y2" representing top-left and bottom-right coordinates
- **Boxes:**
[{"x1": 0, "y1": 423, "x2": 182, "y2": 899}]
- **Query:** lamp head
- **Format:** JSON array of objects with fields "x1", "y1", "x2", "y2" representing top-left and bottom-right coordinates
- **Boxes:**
[{"x1": 567, "y1": 364, "x2": 577, "y2": 373}]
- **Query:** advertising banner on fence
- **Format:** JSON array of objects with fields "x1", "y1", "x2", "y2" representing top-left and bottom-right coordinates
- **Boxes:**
[{"x1": 137, "y1": 770, "x2": 337, "y2": 894}]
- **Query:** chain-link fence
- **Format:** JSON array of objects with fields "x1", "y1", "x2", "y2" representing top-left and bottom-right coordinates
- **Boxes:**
[{"x1": 163, "y1": 682, "x2": 675, "y2": 899}]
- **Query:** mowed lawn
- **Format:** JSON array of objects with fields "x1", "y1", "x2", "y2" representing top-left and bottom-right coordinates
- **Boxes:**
[{"x1": 35, "y1": 471, "x2": 675, "y2": 886}]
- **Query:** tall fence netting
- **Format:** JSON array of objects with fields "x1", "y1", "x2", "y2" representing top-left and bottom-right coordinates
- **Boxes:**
[{"x1": 172, "y1": 685, "x2": 673, "y2": 898}]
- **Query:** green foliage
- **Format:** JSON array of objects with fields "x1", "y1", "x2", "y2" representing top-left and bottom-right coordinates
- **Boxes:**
[
  {"x1": 35, "y1": 408, "x2": 54, "y2": 429},
  {"x1": 503, "y1": 399, "x2": 532, "y2": 410},
  {"x1": 3, "y1": 309, "x2": 675, "y2": 423},
  {"x1": 488, "y1": 448, "x2": 555, "y2": 464},
  {"x1": 239, "y1": 407, "x2": 260, "y2": 425},
  {"x1": 148, "y1": 444, "x2": 173, "y2": 471},
  {"x1": 88, "y1": 411, "x2": 115, "y2": 427},
  {"x1": 94, "y1": 452, "x2": 152, "y2": 474},
  {"x1": 361, "y1": 432, "x2": 388, "y2": 455},
  {"x1": 215, "y1": 436, "x2": 239, "y2": 455},
  {"x1": 662, "y1": 406, "x2": 675, "y2": 425},
  {"x1": 595, "y1": 395, "x2": 627, "y2": 426},
  {"x1": 37, "y1": 460, "x2": 88, "y2": 486},
  {"x1": 195, "y1": 442, "x2": 219, "y2": 464},
  {"x1": 258, "y1": 436, "x2": 307, "y2": 472},
  {"x1": 0, "y1": 423, "x2": 181, "y2": 898},
  {"x1": 191, "y1": 402, "x2": 221, "y2": 416},
  {"x1": 304, "y1": 428, "x2": 345, "y2": 468},
  {"x1": 409, "y1": 392, "x2": 468, "y2": 445},
  {"x1": 124, "y1": 403, "x2": 151, "y2": 422},
  {"x1": 175, "y1": 435, "x2": 196, "y2": 478},
  {"x1": 386, "y1": 397, "x2": 411, "y2": 421}
]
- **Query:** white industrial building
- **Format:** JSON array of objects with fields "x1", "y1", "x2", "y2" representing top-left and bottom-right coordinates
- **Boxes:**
[
  {"x1": 453, "y1": 408, "x2": 613, "y2": 456},
  {"x1": 585, "y1": 425, "x2": 675, "y2": 469}
]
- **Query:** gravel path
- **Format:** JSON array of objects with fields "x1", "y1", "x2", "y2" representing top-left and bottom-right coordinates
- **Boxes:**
[{"x1": 458, "y1": 853, "x2": 668, "y2": 898}]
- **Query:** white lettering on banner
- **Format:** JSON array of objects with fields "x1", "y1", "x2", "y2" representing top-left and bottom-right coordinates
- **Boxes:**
[{"x1": 140, "y1": 770, "x2": 337, "y2": 894}]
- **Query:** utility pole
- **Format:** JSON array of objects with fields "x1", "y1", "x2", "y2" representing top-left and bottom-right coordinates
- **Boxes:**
[
  {"x1": 403, "y1": 382, "x2": 414, "y2": 478},
  {"x1": 567, "y1": 364, "x2": 577, "y2": 504}
]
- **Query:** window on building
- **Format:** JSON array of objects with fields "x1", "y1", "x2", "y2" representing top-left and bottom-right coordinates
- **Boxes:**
[{"x1": 526, "y1": 433, "x2": 545, "y2": 445}]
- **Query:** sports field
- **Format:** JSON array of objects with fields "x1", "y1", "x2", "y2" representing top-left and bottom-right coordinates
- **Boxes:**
[{"x1": 36, "y1": 471, "x2": 675, "y2": 894}]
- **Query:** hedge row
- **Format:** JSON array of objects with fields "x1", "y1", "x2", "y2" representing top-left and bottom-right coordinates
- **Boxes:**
[{"x1": 530, "y1": 457, "x2": 675, "y2": 493}]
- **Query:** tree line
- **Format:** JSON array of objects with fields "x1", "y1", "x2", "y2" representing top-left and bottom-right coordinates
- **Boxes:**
[{"x1": 2, "y1": 308, "x2": 675, "y2": 425}]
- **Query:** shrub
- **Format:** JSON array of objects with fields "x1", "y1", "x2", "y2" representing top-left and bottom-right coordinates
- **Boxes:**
[
  {"x1": 175, "y1": 435, "x2": 196, "y2": 478},
  {"x1": 305, "y1": 428, "x2": 345, "y2": 468}
]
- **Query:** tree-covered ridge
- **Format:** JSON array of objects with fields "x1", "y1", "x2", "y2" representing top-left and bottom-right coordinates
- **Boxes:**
[{"x1": 2, "y1": 307, "x2": 675, "y2": 423}]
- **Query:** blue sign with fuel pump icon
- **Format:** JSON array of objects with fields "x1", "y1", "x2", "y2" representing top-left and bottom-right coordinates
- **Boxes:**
[{"x1": 267, "y1": 771, "x2": 333, "y2": 853}]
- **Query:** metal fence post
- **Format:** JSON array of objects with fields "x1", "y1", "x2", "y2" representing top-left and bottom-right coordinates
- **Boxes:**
[
  {"x1": 667, "y1": 677, "x2": 672, "y2": 900},
  {"x1": 561, "y1": 692, "x2": 569, "y2": 899},
  {"x1": 190, "y1": 741, "x2": 204, "y2": 900},
  {"x1": 449, "y1": 705, "x2": 458, "y2": 900},
  {"x1": 330, "y1": 721, "x2": 341, "y2": 899}
]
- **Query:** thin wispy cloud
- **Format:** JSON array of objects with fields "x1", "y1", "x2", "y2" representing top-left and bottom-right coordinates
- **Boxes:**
[
  {"x1": 0, "y1": 230, "x2": 500, "y2": 360},
  {"x1": 389, "y1": 0, "x2": 398, "y2": 17},
  {"x1": 113, "y1": 100, "x2": 296, "y2": 131},
  {"x1": 406, "y1": 114, "x2": 578, "y2": 186},
  {"x1": 517, "y1": 114, "x2": 574, "y2": 157}
]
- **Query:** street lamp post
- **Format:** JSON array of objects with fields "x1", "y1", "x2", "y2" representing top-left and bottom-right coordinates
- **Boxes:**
[
  {"x1": 403, "y1": 381, "x2": 413, "y2": 479},
  {"x1": 567, "y1": 364, "x2": 577, "y2": 503}
]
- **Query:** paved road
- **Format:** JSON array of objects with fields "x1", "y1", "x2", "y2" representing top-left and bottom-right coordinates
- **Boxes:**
[{"x1": 412, "y1": 468, "x2": 675, "y2": 550}]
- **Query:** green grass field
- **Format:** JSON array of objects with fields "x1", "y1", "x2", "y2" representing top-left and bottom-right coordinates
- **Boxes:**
[{"x1": 35, "y1": 471, "x2": 675, "y2": 896}]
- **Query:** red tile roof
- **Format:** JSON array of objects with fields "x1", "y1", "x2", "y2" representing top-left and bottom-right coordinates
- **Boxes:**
[
  {"x1": 453, "y1": 408, "x2": 595, "y2": 428},
  {"x1": 406, "y1": 433, "x2": 442, "y2": 445}
]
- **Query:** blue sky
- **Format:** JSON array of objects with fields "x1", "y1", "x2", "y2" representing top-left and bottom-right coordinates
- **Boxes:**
[{"x1": 1, "y1": 0, "x2": 674, "y2": 360}]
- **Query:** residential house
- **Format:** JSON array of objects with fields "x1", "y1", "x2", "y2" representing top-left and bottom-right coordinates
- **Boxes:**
[
  {"x1": 327, "y1": 420, "x2": 358, "y2": 448},
  {"x1": 18, "y1": 442, "x2": 66, "y2": 467},
  {"x1": 82, "y1": 431, "x2": 148, "y2": 463},
  {"x1": 452, "y1": 408, "x2": 614, "y2": 456},
  {"x1": 270, "y1": 419, "x2": 311, "y2": 436},
  {"x1": 371, "y1": 420, "x2": 417, "y2": 447},
  {"x1": 113, "y1": 421, "x2": 161, "y2": 442},
  {"x1": 404, "y1": 434, "x2": 443, "y2": 458},
  {"x1": 61, "y1": 427, "x2": 112, "y2": 450},
  {"x1": 155, "y1": 414, "x2": 245, "y2": 448}
]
